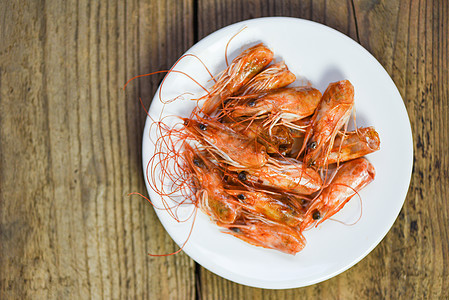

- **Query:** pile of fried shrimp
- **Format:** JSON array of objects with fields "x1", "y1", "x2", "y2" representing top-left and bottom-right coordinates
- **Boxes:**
[{"x1": 143, "y1": 43, "x2": 380, "y2": 255}]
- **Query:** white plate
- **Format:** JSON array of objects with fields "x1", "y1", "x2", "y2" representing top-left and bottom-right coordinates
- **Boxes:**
[{"x1": 142, "y1": 17, "x2": 413, "y2": 289}]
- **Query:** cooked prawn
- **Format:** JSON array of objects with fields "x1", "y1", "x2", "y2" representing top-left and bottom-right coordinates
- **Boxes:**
[
  {"x1": 227, "y1": 87, "x2": 322, "y2": 124},
  {"x1": 301, "y1": 80, "x2": 355, "y2": 167},
  {"x1": 200, "y1": 43, "x2": 273, "y2": 115},
  {"x1": 315, "y1": 127, "x2": 380, "y2": 167},
  {"x1": 225, "y1": 189, "x2": 305, "y2": 227},
  {"x1": 301, "y1": 157, "x2": 375, "y2": 229},
  {"x1": 182, "y1": 115, "x2": 268, "y2": 168},
  {"x1": 219, "y1": 217, "x2": 306, "y2": 255},
  {"x1": 183, "y1": 144, "x2": 240, "y2": 223},
  {"x1": 228, "y1": 157, "x2": 323, "y2": 195}
]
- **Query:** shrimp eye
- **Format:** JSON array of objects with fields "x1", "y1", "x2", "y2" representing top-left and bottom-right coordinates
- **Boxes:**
[
  {"x1": 248, "y1": 101, "x2": 256, "y2": 107},
  {"x1": 183, "y1": 119, "x2": 189, "y2": 126},
  {"x1": 312, "y1": 210, "x2": 321, "y2": 220},
  {"x1": 238, "y1": 171, "x2": 247, "y2": 181},
  {"x1": 230, "y1": 227, "x2": 241, "y2": 233},
  {"x1": 198, "y1": 123, "x2": 207, "y2": 131},
  {"x1": 193, "y1": 158, "x2": 201, "y2": 167},
  {"x1": 237, "y1": 194, "x2": 246, "y2": 200},
  {"x1": 308, "y1": 141, "x2": 317, "y2": 149},
  {"x1": 307, "y1": 160, "x2": 316, "y2": 167},
  {"x1": 278, "y1": 145, "x2": 289, "y2": 154}
]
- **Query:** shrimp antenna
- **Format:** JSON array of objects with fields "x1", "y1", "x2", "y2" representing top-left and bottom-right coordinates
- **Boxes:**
[
  {"x1": 123, "y1": 70, "x2": 210, "y2": 100},
  {"x1": 329, "y1": 192, "x2": 363, "y2": 226},
  {"x1": 225, "y1": 26, "x2": 247, "y2": 67},
  {"x1": 123, "y1": 52, "x2": 219, "y2": 112},
  {"x1": 148, "y1": 206, "x2": 199, "y2": 257},
  {"x1": 156, "y1": 53, "x2": 216, "y2": 103},
  {"x1": 315, "y1": 183, "x2": 362, "y2": 226}
]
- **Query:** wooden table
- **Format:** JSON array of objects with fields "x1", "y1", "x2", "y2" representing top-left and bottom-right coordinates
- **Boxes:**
[{"x1": 1, "y1": 1, "x2": 448, "y2": 299}]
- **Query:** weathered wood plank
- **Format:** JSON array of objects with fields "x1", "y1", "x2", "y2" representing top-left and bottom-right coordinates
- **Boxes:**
[
  {"x1": 195, "y1": 0, "x2": 448, "y2": 299},
  {"x1": 0, "y1": 0, "x2": 195, "y2": 299},
  {"x1": 197, "y1": 0, "x2": 358, "y2": 42}
]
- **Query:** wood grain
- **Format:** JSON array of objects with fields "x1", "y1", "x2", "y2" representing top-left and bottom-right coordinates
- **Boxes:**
[
  {"x1": 0, "y1": 0, "x2": 195, "y2": 299},
  {"x1": 0, "y1": 0, "x2": 447, "y2": 299}
]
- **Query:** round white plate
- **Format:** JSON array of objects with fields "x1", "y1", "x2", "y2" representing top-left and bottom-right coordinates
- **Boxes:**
[{"x1": 142, "y1": 17, "x2": 413, "y2": 289}]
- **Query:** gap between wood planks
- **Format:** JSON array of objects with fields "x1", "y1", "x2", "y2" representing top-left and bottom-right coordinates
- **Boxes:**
[
  {"x1": 192, "y1": 0, "x2": 202, "y2": 298},
  {"x1": 350, "y1": 0, "x2": 361, "y2": 43}
]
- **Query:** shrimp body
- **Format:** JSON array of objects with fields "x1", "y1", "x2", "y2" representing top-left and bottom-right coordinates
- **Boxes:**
[
  {"x1": 229, "y1": 87, "x2": 322, "y2": 122},
  {"x1": 201, "y1": 43, "x2": 274, "y2": 115},
  {"x1": 238, "y1": 62, "x2": 296, "y2": 96},
  {"x1": 226, "y1": 189, "x2": 305, "y2": 227},
  {"x1": 184, "y1": 145, "x2": 240, "y2": 223},
  {"x1": 302, "y1": 80, "x2": 355, "y2": 166},
  {"x1": 315, "y1": 127, "x2": 380, "y2": 167},
  {"x1": 230, "y1": 158, "x2": 322, "y2": 195},
  {"x1": 221, "y1": 219, "x2": 306, "y2": 255},
  {"x1": 183, "y1": 117, "x2": 267, "y2": 168},
  {"x1": 301, "y1": 158, "x2": 375, "y2": 229}
]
